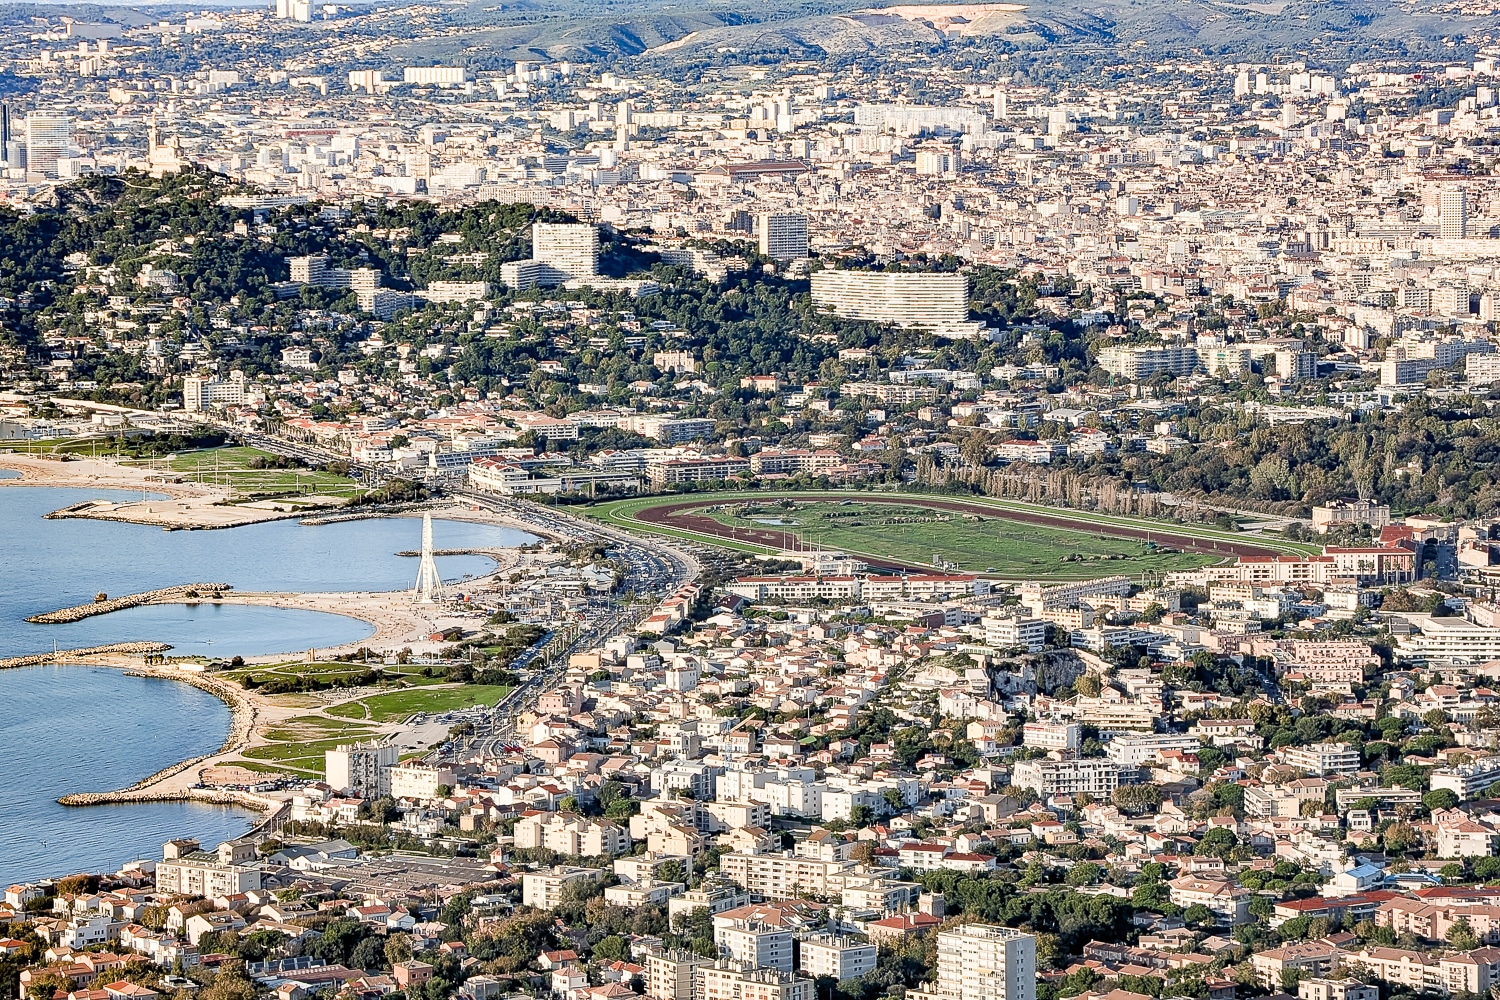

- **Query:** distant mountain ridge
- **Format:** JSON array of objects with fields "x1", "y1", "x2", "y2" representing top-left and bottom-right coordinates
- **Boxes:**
[
  {"x1": 0, "y1": 0, "x2": 1479, "y2": 65},
  {"x1": 413, "y1": 0, "x2": 1487, "y2": 65}
]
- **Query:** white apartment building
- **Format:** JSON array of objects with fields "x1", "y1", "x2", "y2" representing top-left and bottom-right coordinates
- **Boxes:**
[
  {"x1": 698, "y1": 962, "x2": 814, "y2": 1000},
  {"x1": 521, "y1": 867, "x2": 598, "y2": 909},
  {"x1": 1431, "y1": 757, "x2": 1500, "y2": 800},
  {"x1": 1102, "y1": 732, "x2": 1203, "y2": 767},
  {"x1": 915, "y1": 148, "x2": 961, "y2": 176},
  {"x1": 703, "y1": 800, "x2": 771, "y2": 832},
  {"x1": 622, "y1": 414, "x2": 718, "y2": 443},
  {"x1": 325, "y1": 740, "x2": 399, "y2": 797},
  {"x1": 1010, "y1": 758, "x2": 1121, "y2": 797},
  {"x1": 1167, "y1": 875, "x2": 1252, "y2": 926},
  {"x1": 514, "y1": 811, "x2": 631, "y2": 856},
  {"x1": 644, "y1": 948, "x2": 711, "y2": 1000},
  {"x1": 424, "y1": 280, "x2": 490, "y2": 304},
  {"x1": 1441, "y1": 189, "x2": 1469, "y2": 240},
  {"x1": 1467, "y1": 353, "x2": 1500, "y2": 386},
  {"x1": 852, "y1": 104, "x2": 988, "y2": 133},
  {"x1": 403, "y1": 66, "x2": 467, "y2": 86},
  {"x1": 914, "y1": 924, "x2": 1035, "y2": 1000},
  {"x1": 1280, "y1": 741, "x2": 1361, "y2": 776},
  {"x1": 604, "y1": 880, "x2": 683, "y2": 907},
  {"x1": 26, "y1": 111, "x2": 72, "y2": 177},
  {"x1": 1096, "y1": 344, "x2": 1200, "y2": 380},
  {"x1": 718, "y1": 852, "x2": 852, "y2": 900},
  {"x1": 1395, "y1": 614, "x2": 1500, "y2": 666},
  {"x1": 810, "y1": 269, "x2": 970, "y2": 332},
  {"x1": 388, "y1": 763, "x2": 457, "y2": 801},
  {"x1": 983, "y1": 615, "x2": 1048, "y2": 653},
  {"x1": 798, "y1": 936, "x2": 877, "y2": 981},
  {"x1": 183, "y1": 371, "x2": 247, "y2": 412},
  {"x1": 758, "y1": 212, "x2": 809, "y2": 261},
  {"x1": 1021, "y1": 722, "x2": 1081, "y2": 752},
  {"x1": 647, "y1": 455, "x2": 750, "y2": 485},
  {"x1": 533, "y1": 222, "x2": 599, "y2": 278},
  {"x1": 716, "y1": 920, "x2": 793, "y2": 971},
  {"x1": 155, "y1": 840, "x2": 262, "y2": 896}
]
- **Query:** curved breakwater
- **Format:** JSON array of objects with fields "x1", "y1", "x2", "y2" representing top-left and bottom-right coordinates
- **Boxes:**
[{"x1": 25, "y1": 583, "x2": 233, "y2": 624}]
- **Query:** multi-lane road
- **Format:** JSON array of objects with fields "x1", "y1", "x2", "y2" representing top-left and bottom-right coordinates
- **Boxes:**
[
  {"x1": 104, "y1": 416, "x2": 702, "y2": 764},
  {"x1": 422, "y1": 490, "x2": 701, "y2": 764}
]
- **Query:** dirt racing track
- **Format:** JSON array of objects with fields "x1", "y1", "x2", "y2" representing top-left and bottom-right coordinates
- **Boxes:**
[{"x1": 629, "y1": 495, "x2": 1295, "y2": 571}]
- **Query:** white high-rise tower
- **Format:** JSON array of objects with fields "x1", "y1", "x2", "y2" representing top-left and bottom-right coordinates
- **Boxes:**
[
  {"x1": 1441, "y1": 189, "x2": 1468, "y2": 240},
  {"x1": 912, "y1": 925, "x2": 1035, "y2": 1000},
  {"x1": 412, "y1": 512, "x2": 444, "y2": 603}
]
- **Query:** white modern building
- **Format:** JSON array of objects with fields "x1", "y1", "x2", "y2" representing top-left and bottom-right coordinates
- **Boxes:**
[
  {"x1": 1441, "y1": 189, "x2": 1469, "y2": 240},
  {"x1": 26, "y1": 111, "x2": 72, "y2": 177},
  {"x1": 403, "y1": 66, "x2": 467, "y2": 87},
  {"x1": 1020, "y1": 722, "x2": 1082, "y2": 752},
  {"x1": 1102, "y1": 732, "x2": 1203, "y2": 767},
  {"x1": 183, "y1": 371, "x2": 247, "y2": 412},
  {"x1": 797, "y1": 936, "x2": 877, "y2": 981},
  {"x1": 325, "y1": 740, "x2": 399, "y2": 798},
  {"x1": 1431, "y1": 757, "x2": 1500, "y2": 800},
  {"x1": 1096, "y1": 344, "x2": 1201, "y2": 380},
  {"x1": 758, "y1": 212, "x2": 809, "y2": 261},
  {"x1": 521, "y1": 867, "x2": 598, "y2": 909},
  {"x1": 1010, "y1": 757, "x2": 1121, "y2": 797},
  {"x1": 533, "y1": 222, "x2": 599, "y2": 278},
  {"x1": 1280, "y1": 741, "x2": 1361, "y2": 776},
  {"x1": 810, "y1": 269, "x2": 971, "y2": 332},
  {"x1": 715, "y1": 920, "x2": 793, "y2": 971},
  {"x1": 983, "y1": 615, "x2": 1048, "y2": 653},
  {"x1": 913, "y1": 924, "x2": 1035, "y2": 1000}
]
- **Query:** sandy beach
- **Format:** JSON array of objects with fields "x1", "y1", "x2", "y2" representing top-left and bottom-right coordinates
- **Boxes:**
[{"x1": 0, "y1": 452, "x2": 209, "y2": 495}]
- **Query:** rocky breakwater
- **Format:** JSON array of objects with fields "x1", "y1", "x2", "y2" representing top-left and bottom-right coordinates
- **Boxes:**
[
  {"x1": 0, "y1": 642, "x2": 172, "y2": 669},
  {"x1": 57, "y1": 787, "x2": 276, "y2": 812},
  {"x1": 26, "y1": 583, "x2": 233, "y2": 624},
  {"x1": 56, "y1": 667, "x2": 273, "y2": 821}
]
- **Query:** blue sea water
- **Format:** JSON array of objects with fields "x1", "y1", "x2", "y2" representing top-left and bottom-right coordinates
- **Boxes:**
[
  {"x1": 0, "y1": 665, "x2": 250, "y2": 884},
  {"x1": 0, "y1": 484, "x2": 539, "y2": 883}
]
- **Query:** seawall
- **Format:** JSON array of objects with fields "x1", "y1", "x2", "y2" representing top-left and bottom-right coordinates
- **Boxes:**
[
  {"x1": 26, "y1": 583, "x2": 233, "y2": 624},
  {"x1": 0, "y1": 642, "x2": 171, "y2": 669}
]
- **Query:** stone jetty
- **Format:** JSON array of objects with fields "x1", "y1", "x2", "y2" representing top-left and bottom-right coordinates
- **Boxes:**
[
  {"x1": 0, "y1": 642, "x2": 172, "y2": 669},
  {"x1": 25, "y1": 583, "x2": 232, "y2": 624}
]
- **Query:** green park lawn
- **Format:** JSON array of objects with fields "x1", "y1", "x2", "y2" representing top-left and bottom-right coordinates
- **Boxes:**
[
  {"x1": 224, "y1": 660, "x2": 443, "y2": 689},
  {"x1": 325, "y1": 684, "x2": 513, "y2": 723},
  {"x1": 242, "y1": 735, "x2": 359, "y2": 770},
  {"x1": 237, "y1": 713, "x2": 381, "y2": 776},
  {"x1": 138, "y1": 446, "x2": 365, "y2": 501}
]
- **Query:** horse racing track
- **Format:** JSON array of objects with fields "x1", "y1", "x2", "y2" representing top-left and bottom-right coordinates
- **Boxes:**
[{"x1": 624, "y1": 494, "x2": 1292, "y2": 572}]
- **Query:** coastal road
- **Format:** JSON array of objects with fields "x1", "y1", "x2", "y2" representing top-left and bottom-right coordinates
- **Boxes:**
[{"x1": 430, "y1": 495, "x2": 699, "y2": 761}]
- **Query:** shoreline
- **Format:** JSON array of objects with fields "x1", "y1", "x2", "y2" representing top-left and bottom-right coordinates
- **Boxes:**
[
  {"x1": 0, "y1": 469, "x2": 566, "y2": 830},
  {"x1": 6, "y1": 583, "x2": 506, "y2": 819},
  {"x1": 56, "y1": 665, "x2": 262, "y2": 810},
  {"x1": 0, "y1": 656, "x2": 271, "y2": 821}
]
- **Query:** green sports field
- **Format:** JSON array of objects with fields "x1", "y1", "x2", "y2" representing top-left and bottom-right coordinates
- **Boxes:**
[
  {"x1": 706, "y1": 501, "x2": 1211, "y2": 576},
  {"x1": 585, "y1": 491, "x2": 1320, "y2": 582}
]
